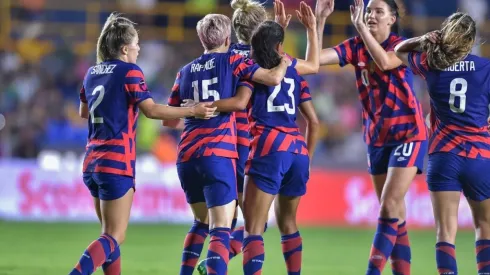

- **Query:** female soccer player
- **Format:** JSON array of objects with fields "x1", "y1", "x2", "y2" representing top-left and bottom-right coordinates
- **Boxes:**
[
  {"x1": 395, "y1": 13, "x2": 490, "y2": 275},
  {"x1": 317, "y1": 0, "x2": 428, "y2": 273},
  {"x1": 194, "y1": 5, "x2": 319, "y2": 275},
  {"x1": 190, "y1": 1, "x2": 329, "y2": 271},
  {"x1": 241, "y1": 15, "x2": 320, "y2": 274},
  {"x1": 165, "y1": 13, "x2": 296, "y2": 275},
  {"x1": 69, "y1": 13, "x2": 216, "y2": 275}
]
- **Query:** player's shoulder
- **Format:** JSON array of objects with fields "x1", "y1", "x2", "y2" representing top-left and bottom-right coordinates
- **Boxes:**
[
  {"x1": 389, "y1": 33, "x2": 406, "y2": 43},
  {"x1": 467, "y1": 54, "x2": 490, "y2": 67}
]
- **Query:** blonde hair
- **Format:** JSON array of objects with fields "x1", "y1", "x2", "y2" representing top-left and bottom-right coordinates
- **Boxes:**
[
  {"x1": 196, "y1": 14, "x2": 232, "y2": 51},
  {"x1": 231, "y1": 0, "x2": 268, "y2": 44},
  {"x1": 422, "y1": 12, "x2": 476, "y2": 70},
  {"x1": 96, "y1": 12, "x2": 138, "y2": 63}
]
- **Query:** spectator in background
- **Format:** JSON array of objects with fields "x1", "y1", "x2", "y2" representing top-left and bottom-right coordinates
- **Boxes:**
[{"x1": 460, "y1": 0, "x2": 487, "y2": 55}]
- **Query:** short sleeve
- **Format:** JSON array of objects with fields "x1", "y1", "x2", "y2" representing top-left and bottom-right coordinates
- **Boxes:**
[
  {"x1": 408, "y1": 51, "x2": 430, "y2": 79},
  {"x1": 332, "y1": 37, "x2": 358, "y2": 67},
  {"x1": 125, "y1": 66, "x2": 152, "y2": 105},
  {"x1": 299, "y1": 77, "x2": 312, "y2": 104},
  {"x1": 167, "y1": 71, "x2": 182, "y2": 107},
  {"x1": 231, "y1": 55, "x2": 260, "y2": 80},
  {"x1": 237, "y1": 80, "x2": 254, "y2": 91}
]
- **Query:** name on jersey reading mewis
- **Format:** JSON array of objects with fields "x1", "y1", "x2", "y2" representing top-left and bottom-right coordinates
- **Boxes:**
[
  {"x1": 191, "y1": 58, "x2": 215, "y2": 73},
  {"x1": 444, "y1": 61, "x2": 476, "y2": 72},
  {"x1": 91, "y1": 64, "x2": 117, "y2": 75}
]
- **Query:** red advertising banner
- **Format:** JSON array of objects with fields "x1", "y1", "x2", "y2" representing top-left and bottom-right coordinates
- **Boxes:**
[
  {"x1": 0, "y1": 162, "x2": 474, "y2": 228},
  {"x1": 297, "y1": 169, "x2": 473, "y2": 228}
]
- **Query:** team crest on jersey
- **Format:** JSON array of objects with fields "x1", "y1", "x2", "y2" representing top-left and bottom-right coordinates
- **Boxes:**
[{"x1": 139, "y1": 79, "x2": 148, "y2": 91}]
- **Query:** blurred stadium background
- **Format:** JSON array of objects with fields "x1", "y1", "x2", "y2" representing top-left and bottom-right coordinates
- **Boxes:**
[{"x1": 0, "y1": 0, "x2": 489, "y2": 274}]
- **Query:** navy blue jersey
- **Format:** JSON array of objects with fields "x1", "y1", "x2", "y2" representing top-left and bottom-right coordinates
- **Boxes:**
[
  {"x1": 167, "y1": 52, "x2": 259, "y2": 162},
  {"x1": 80, "y1": 60, "x2": 151, "y2": 177},
  {"x1": 408, "y1": 52, "x2": 490, "y2": 158},
  {"x1": 248, "y1": 59, "x2": 311, "y2": 158}
]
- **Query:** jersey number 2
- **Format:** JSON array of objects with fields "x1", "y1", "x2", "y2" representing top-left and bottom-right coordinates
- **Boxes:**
[
  {"x1": 90, "y1": 85, "x2": 105, "y2": 124},
  {"x1": 449, "y1": 78, "x2": 467, "y2": 113},
  {"x1": 267, "y1": 77, "x2": 295, "y2": 115}
]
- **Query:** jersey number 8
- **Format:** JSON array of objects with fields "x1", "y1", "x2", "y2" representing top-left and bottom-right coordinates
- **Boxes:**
[
  {"x1": 267, "y1": 77, "x2": 295, "y2": 115},
  {"x1": 449, "y1": 78, "x2": 467, "y2": 113}
]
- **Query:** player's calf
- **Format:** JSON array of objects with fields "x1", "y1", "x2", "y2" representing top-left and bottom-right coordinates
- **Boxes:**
[{"x1": 180, "y1": 220, "x2": 209, "y2": 275}]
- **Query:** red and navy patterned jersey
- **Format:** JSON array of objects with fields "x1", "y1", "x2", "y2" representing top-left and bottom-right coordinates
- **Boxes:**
[
  {"x1": 229, "y1": 43, "x2": 252, "y2": 147},
  {"x1": 408, "y1": 52, "x2": 490, "y2": 159},
  {"x1": 80, "y1": 60, "x2": 152, "y2": 177},
  {"x1": 333, "y1": 33, "x2": 428, "y2": 146},
  {"x1": 168, "y1": 52, "x2": 259, "y2": 163},
  {"x1": 248, "y1": 59, "x2": 311, "y2": 158},
  {"x1": 230, "y1": 43, "x2": 251, "y2": 58}
]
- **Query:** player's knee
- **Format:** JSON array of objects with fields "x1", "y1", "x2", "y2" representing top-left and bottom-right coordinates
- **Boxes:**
[
  {"x1": 436, "y1": 222, "x2": 457, "y2": 243},
  {"x1": 379, "y1": 197, "x2": 401, "y2": 218},
  {"x1": 474, "y1": 216, "x2": 490, "y2": 239},
  {"x1": 102, "y1": 229, "x2": 126, "y2": 245},
  {"x1": 276, "y1": 219, "x2": 298, "y2": 236}
]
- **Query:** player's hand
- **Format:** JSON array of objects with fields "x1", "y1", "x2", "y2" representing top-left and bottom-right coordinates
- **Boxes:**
[
  {"x1": 315, "y1": 0, "x2": 335, "y2": 19},
  {"x1": 281, "y1": 54, "x2": 293, "y2": 67},
  {"x1": 350, "y1": 0, "x2": 366, "y2": 29},
  {"x1": 296, "y1": 1, "x2": 316, "y2": 31},
  {"x1": 193, "y1": 102, "x2": 217, "y2": 119},
  {"x1": 274, "y1": 0, "x2": 292, "y2": 29},
  {"x1": 487, "y1": 116, "x2": 490, "y2": 132},
  {"x1": 181, "y1": 99, "x2": 197, "y2": 107},
  {"x1": 423, "y1": 30, "x2": 442, "y2": 44}
]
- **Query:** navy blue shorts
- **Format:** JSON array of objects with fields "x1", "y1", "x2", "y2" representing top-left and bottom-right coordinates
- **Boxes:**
[
  {"x1": 367, "y1": 140, "x2": 428, "y2": 175},
  {"x1": 246, "y1": 152, "x2": 309, "y2": 197},
  {"x1": 236, "y1": 144, "x2": 249, "y2": 194},
  {"x1": 83, "y1": 173, "x2": 135, "y2": 200},
  {"x1": 427, "y1": 152, "x2": 490, "y2": 202},
  {"x1": 177, "y1": 156, "x2": 238, "y2": 208}
]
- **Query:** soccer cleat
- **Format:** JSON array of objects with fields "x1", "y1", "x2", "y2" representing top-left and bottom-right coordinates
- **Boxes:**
[{"x1": 196, "y1": 259, "x2": 207, "y2": 275}]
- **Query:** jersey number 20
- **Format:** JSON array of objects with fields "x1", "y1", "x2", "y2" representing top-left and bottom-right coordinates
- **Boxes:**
[
  {"x1": 268, "y1": 77, "x2": 295, "y2": 115},
  {"x1": 449, "y1": 78, "x2": 467, "y2": 113}
]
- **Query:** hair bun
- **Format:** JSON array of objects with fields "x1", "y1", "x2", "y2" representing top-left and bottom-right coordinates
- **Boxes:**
[{"x1": 231, "y1": 0, "x2": 250, "y2": 10}]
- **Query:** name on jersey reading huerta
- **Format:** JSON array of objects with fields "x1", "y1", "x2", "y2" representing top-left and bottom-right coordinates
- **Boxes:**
[
  {"x1": 444, "y1": 61, "x2": 476, "y2": 72},
  {"x1": 91, "y1": 64, "x2": 117, "y2": 75},
  {"x1": 191, "y1": 58, "x2": 216, "y2": 73}
]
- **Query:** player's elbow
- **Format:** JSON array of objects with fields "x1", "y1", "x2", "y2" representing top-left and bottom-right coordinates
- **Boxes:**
[
  {"x1": 79, "y1": 104, "x2": 89, "y2": 119},
  {"x1": 307, "y1": 117, "x2": 321, "y2": 130},
  {"x1": 79, "y1": 111, "x2": 89, "y2": 119},
  {"x1": 378, "y1": 61, "x2": 395, "y2": 71},
  {"x1": 236, "y1": 99, "x2": 249, "y2": 111},
  {"x1": 269, "y1": 75, "x2": 283, "y2": 86}
]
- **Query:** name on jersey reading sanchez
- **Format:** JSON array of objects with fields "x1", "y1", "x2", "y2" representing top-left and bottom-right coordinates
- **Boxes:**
[
  {"x1": 91, "y1": 64, "x2": 117, "y2": 75},
  {"x1": 191, "y1": 58, "x2": 216, "y2": 73},
  {"x1": 444, "y1": 61, "x2": 476, "y2": 72}
]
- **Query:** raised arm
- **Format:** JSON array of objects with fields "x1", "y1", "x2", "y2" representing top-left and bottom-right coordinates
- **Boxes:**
[
  {"x1": 350, "y1": 0, "x2": 401, "y2": 71},
  {"x1": 394, "y1": 31, "x2": 440, "y2": 66},
  {"x1": 314, "y1": 0, "x2": 340, "y2": 66},
  {"x1": 292, "y1": 1, "x2": 319, "y2": 75}
]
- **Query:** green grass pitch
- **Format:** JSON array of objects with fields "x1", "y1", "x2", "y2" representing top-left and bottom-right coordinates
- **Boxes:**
[{"x1": 0, "y1": 222, "x2": 478, "y2": 274}]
